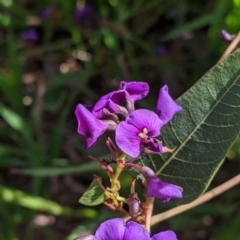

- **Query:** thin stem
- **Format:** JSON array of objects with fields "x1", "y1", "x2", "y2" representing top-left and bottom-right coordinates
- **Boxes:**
[
  {"x1": 151, "y1": 174, "x2": 240, "y2": 226},
  {"x1": 142, "y1": 197, "x2": 154, "y2": 232},
  {"x1": 111, "y1": 164, "x2": 123, "y2": 189},
  {"x1": 124, "y1": 163, "x2": 143, "y2": 172},
  {"x1": 117, "y1": 196, "x2": 127, "y2": 203}
]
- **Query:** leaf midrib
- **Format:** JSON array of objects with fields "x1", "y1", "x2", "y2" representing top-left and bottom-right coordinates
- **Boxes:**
[{"x1": 156, "y1": 70, "x2": 240, "y2": 176}]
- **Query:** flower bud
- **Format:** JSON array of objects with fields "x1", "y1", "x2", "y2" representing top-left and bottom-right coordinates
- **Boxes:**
[
  {"x1": 220, "y1": 30, "x2": 234, "y2": 42},
  {"x1": 127, "y1": 192, "x2": 140, "y2": 218},
  {"x1": 142, "y1": 166, "x2": 156, "y2": 178}
]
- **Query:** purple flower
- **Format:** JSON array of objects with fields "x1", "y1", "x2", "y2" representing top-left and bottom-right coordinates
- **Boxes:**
[
  {"x1": 94, "y1": 218, "x2": 177, "y2": 240},
  {"x1": 75, "y1": 104, "x2": 107, "y2": 149},
  {"x1": 119, "y1": 81, "x2": 149, "y2": 101},
  {"x1": 143, "y1": 167, "x2": 183, "y2": 202},
  {"x1": 220, "y1": 29, "x2": 234, "y2": 42},
  {"x1": 155, "y1": 45, "x2": 168, "y2": 56},
  {"x1": 92, "y1": 81, "x2": 149, "y2": 119},
  {"x1": 115, "y1": 109, "x2": 164, "y2": 158},
  {"x1": 156, "y1": 85, "x2": 182, "y2": 126},
  {"x1": 22, "y1": 28, "x2": 39, "y2": 41},
  {"x1": 92, "y1": 90, "x2": 131, "y2": 118},
  {"x1": 74, "y1": 5, "x2": 97, "y2": 27},
  {"x1": 41, "y1": 7, "x2": 54, "y2": 19}
]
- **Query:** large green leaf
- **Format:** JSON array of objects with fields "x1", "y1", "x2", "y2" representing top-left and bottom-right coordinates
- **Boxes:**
[{"x1": 141, "y1": 49, "x2": 240, "y2": 204}]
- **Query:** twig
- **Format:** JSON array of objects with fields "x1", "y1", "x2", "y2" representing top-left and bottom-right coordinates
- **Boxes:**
[
  {"x1": 151, "y1": 174, "x2": 240, "y2": 226},
  {"x1": 144, "y1": 197, "x2": 154, "y2": 232},
  {"x1": 219, "y1": 31, "x2": 240, "y2": 62}
]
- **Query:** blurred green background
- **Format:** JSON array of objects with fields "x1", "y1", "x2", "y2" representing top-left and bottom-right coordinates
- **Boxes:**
[{"x1": 0, "y1": 0, "x2": 240, "y2": 239}]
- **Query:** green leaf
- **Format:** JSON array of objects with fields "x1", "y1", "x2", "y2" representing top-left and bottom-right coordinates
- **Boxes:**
[
  {"x1": 0, "y1": 185, "x2": 97, "y2": 218},
  {"x1": 0, "y1": 104, "x2": 31, "y2": 141},
  {"x1": 17, "y1": 161, "x2": 99, "y2": 177},
  {"x1": 79, "y1": 177, "x2": 106, "y2": 206},
  {"x1": 141, "y1": 49, "x2": 240, "y2": 204}
]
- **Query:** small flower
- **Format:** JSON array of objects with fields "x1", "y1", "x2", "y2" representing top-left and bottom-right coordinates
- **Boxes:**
[
  {"x1": 94, "y1": 218, "x2": 177, "y2": 240},
  {"x1": 75, "y1": 104, "x2": 107, "y2": 149},
  {"x1": 142, "y1": 167, "x2": 183, "y2": 202},
  {"x1": 41, "y1": 7, "x2": 54, "y2": 19},
  {"x1": 155, "y1": 45, "x2": 168, "y2": 56},
  {"x1": 156, "y1": 85, "x2": 182, "y2": 126},
  {"x1": 92, "y1": 81, "x2": 149, "y2": 119},
  {"x1": 74, "y1": 5, "x2": 97, "y2": 27},
  {"x1": 115, "y1": 109, "x2": 164, "y2": 158},
  {"x1": 22, "y1": 28, "x2": 39, "y2": 41},
  {"x1": 220, "y1": 30, "x2": 234, "y2": 42}
]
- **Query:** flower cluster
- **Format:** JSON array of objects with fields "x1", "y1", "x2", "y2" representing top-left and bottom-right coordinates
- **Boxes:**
[
  {"x1": 75, "y1": 81, "x2": 182, "y2": 158},
  {"x1": 75, "y1": 81, "x2": 183, "y2": 240},
  {"x1": 94, "y1": 218, "x2": 177, "y2": 240}
]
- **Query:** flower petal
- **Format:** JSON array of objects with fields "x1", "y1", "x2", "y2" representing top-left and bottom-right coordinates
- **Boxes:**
[
  {"x1": 120, "y1": 81, "x2": 149, "y2": 101},
  {"x1": 75, "y1": 104, "x2": 107, "y2": 149},
  {"x1": 126, "y1": 109, "x2": 162, "y2": 137},
  {"x1": 156, "y1": 85, "x2": 182, "y2": 126},
  {"x1": 151, "y1": 230, "x2": 177, "y2": 240},
  {"x1": 143, "y1": 137, "x2": 163, "y2": 153},
  {"x1": 94, "y1": 218, "x2": 125, "y2": 240},
  {"x1": 92, "y1": 90, "x2": 129, "y2": 118},
  {"x1": 115, "y1": 121, "x2": 141, "y2": 158},
  {"x1": 146, "y1": 177, "x2": 183, "y2": 202},
  {"x1": 123, "y1": 221, "x2": 151, "y2": 240}
]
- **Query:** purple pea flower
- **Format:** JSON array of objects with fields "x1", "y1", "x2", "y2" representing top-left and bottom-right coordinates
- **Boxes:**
[
  {"x1": 75, "y1": 104, "x2": 107, "y2": 149},
  {"x1": 41, "y1": 7, "x2": 54, "y2": 19},
  {"x1": 156, "y1": 85, "x2": 182, "y2": 126},
  {"x1": 22, "y1": 28, "x2": 39, "y2": 41},
  {"x1": 92, "y1": 81, "x2": 149, "y2": 119},
  {"x1": 155, "y1": 45, "x2": 168, "y2": 56},
  {"x1": 220, "y1": 29, "x2": 234, "y2": 42},
  {"x1": 142, "y1": 167, "x2": 183, "y2": 202},
  {"x1": 74, "y1": 5, "x2": 97, "y2": 27},
  {"x1": 94, "y1": 218, "x2": 177, "y2": 240},
  {"x1": 115, "y1": 109, "x2": 164, "y2": 158},
  {"x1": 115, "y1": 85, "x2": 181, "y2": 157}
]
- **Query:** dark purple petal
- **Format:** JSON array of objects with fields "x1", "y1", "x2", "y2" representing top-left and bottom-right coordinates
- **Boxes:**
[
  {"x1": 123, "y1": 221, "x2": 151, "y2": 240},
  {"x1": 155, "y1": 45, "x2": 167, "y2": 56},
  {"x1": 126, "y1": 109, "x2": 162, "y2": 137},
  {"x1": 75, "y1": 104, "x2": 107, "y2": 149},
  {"x1": 22, "y1": 28, "x2": 39, "y2": 41},
  {"x1": 143, "y1": 137, "x2": 163, "y2": 153},
  {"x1": 156, "y1": 85, "x2": 182, "y2": 126},
  {"x1": 94, "y1": 218, "x2": 125, "y2": 240},
  {"x1": 146, "y1": 177, "x2": 183, "y2": 202},
  {"x1": 115, "y1": 121, "x2": 141, "y2": 158},
  {"x1": 120, "y1": 81, "x2": 149, "y2": 101},
  {"x1": 92, "y1": 90, "x2": 130, "y2": 118},
  {"x1": 41, "y1": 7, "x2": 54, "y2": 19},
  {"x1": 74, "y1": 5, "x2": 97, "y2": 27},
  {"x1": 220, "y1": 29, "x2": 233, "y2": 42},
  {"x1": 151, "y1": 230, "x2": 177, "y2": 240}
]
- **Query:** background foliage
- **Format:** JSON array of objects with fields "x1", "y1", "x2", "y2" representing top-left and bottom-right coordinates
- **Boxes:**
[{"x1": 0, "y1": 0, "x2": 239, "y2": 239}]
